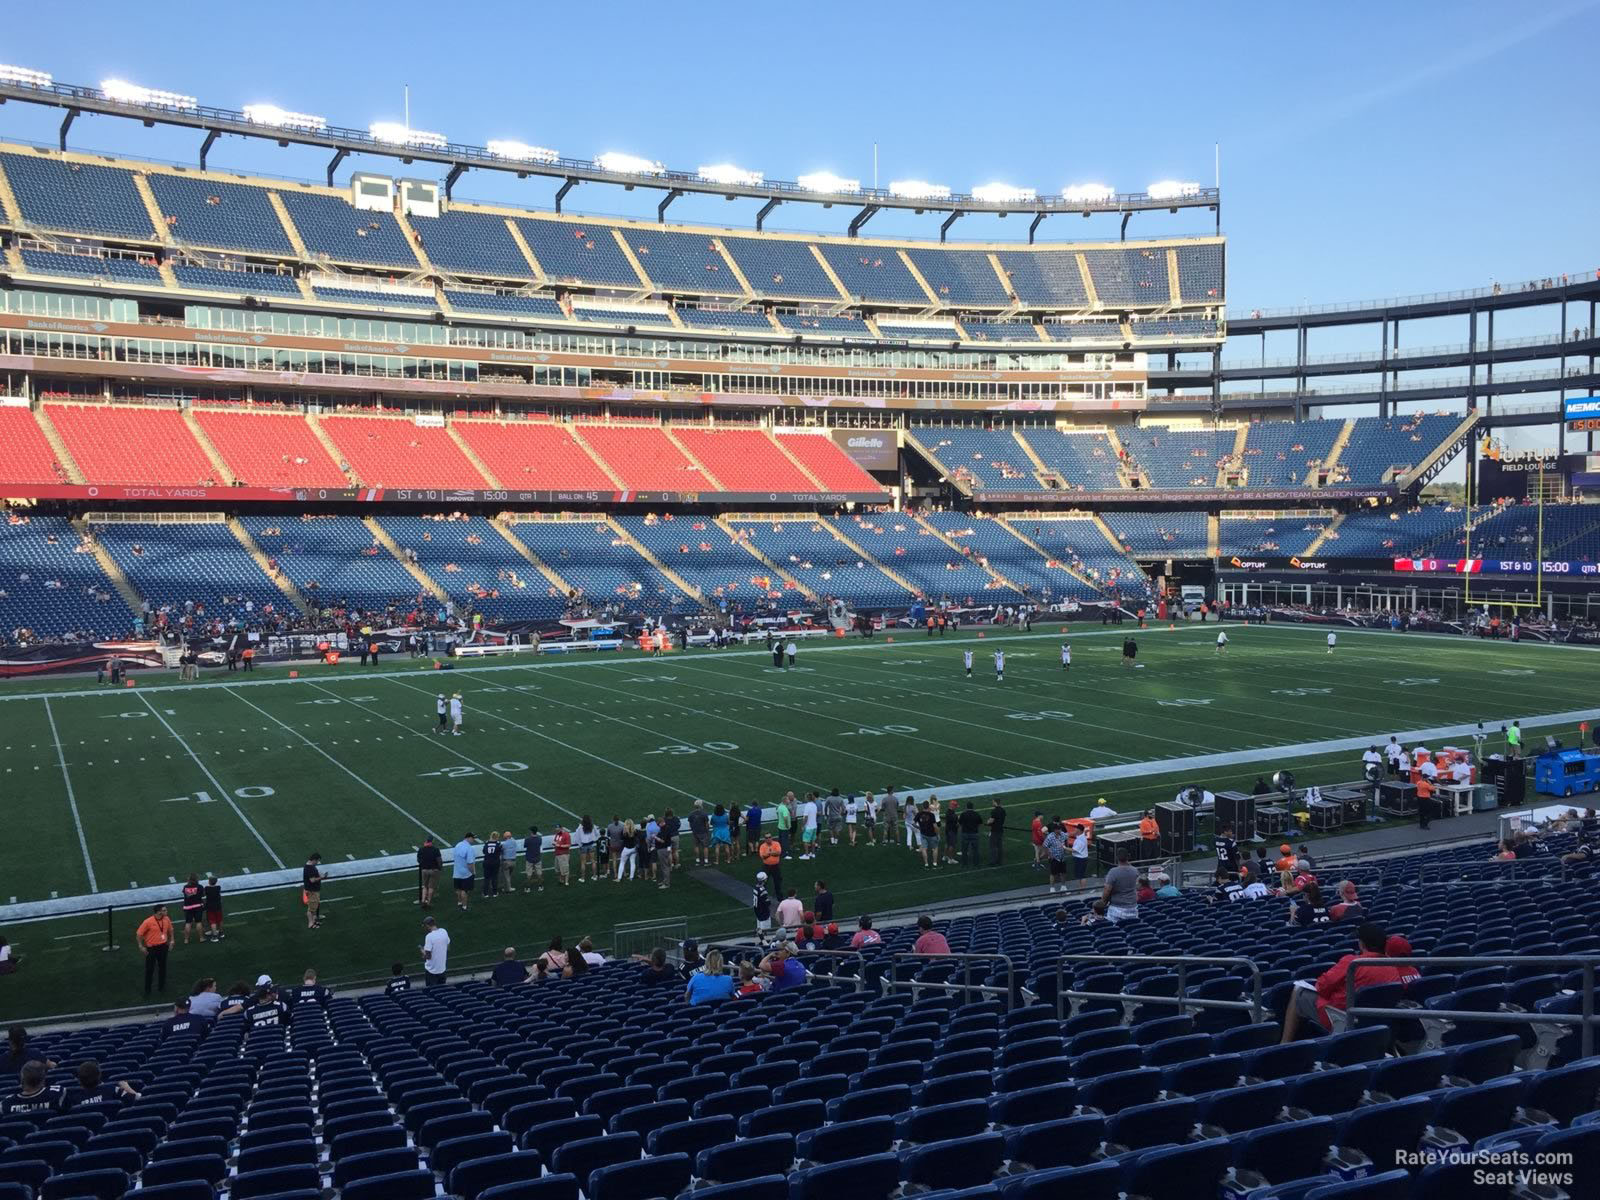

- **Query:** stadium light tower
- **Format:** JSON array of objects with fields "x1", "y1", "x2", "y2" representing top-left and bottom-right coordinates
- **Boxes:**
[
  {"x1": 100, "y1": 78, "x2": 197, "y2": 110},
  {"x1": 971, "y1": 182, "x2": 1036, "y2": 205},
  {"x1": 0, "y1": 65, "x2": 51, "y2": 88},
  {"x1": 797, "y1": 171, "x2": 860, "y2": 195},
  {"x1": 596, "y1": 151, "x2": 666, "y2": 177},
  {"x1": 697, "y1": 163, "x2": 763, "y2": 190},
  {"x1": 243, "y1": 104, "x2": 327, "y2": 133}
]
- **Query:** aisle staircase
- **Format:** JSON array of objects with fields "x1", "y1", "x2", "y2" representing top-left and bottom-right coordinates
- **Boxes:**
[
  {"x1": 69, "y1": 518, "x2": 145, "y2": 615},
  {"x1": 228, "y1": 518, "x2": 310, "y2": 614},
  {"x1": 489, "y1": 517, "x2": 574, "y2": 596},
  {"x1": 662, "y1": 428, "x2": 727, "y2": 490},
  {"x1": 447, "y1": 424, "x2": 503, "y2": 489},
  {"x1": 714, "y1": 515, "x2": 819, "y2": 602},
  {"x1": 914, "y1": 514, "x2": 1025, "y2": 592},
  {"x1": 182, "y1": 409, "x2": 236, "y2": 484},
  {"x1": 604, "y1": 516, "x2": 714, "y2": 612},
  {"x1": 824, "y1": 519, "x2": 923, "y2": 595},
  {"x1": 994, "y1": 516, "x2": 1116, "y2": 599},
  {"x1": 362, "y1": 517, "x2": 450, "y2": 605},
  {"x1": 33, "y1": 406, "x2": 85, "y2": 483}
]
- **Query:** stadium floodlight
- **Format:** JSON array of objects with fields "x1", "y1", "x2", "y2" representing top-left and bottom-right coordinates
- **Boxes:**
[
  {"x1": 487, "y1": 139, "x2": 560, "y2": 165},
  {"x1": 889, "y1": 179, "x2": 951, "y2": 201},
  {"x1": 100, "y1": 78, "x2": 197, "y2": 110},
  {"x1": 1147, "y1": 179, "x2": 1201, "y2": 200},
  {"x1": 369, "y1": 122, "x2": 449, "y2": 150},
  {"x1": 1062, "y1": 182, "x2": 1115, "y2": 204},
  {"x1": 0, "y1": 65, "x2": 52, "y2": 88},
  {"x1": 698, "y1": 162, "x2": 763, "y2": 188},
  {"x1": 243, "y1": 104, "x2": 327, "y2": 133},
  {"x1": 596, "y1": 151, "x2": 666, "y2": 176},
  {"x1": 971, "y1": 182, "x2": 1037, "y2": 205},
  {"x1": 797, "y1": 171, "x2": 860, "y2": 195}
]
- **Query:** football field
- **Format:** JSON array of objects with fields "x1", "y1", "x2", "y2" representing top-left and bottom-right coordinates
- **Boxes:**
[{"x1": 2, "y1": 620, "x2": 1596, "y2": 1020}]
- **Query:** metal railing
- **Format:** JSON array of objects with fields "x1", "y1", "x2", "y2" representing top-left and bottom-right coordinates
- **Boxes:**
[
  {"x1": 884, "y1": 951, "x2": 1017, "y2": 1009},
  {"x1": 703, "y1": 942, "x2": 868, "y2": 991},
  {"x1": 1227, "y1": 270, "x2": 1599, "y2": 321},
  {"x1": 1053, "y1": 953, "x2": 1264, "y2": 1023},
  {"x1": 1340, "y1": 955, "x2": 1598, "y2": 1061}
]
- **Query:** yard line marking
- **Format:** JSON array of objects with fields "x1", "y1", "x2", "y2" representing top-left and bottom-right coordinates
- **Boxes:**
[
  {"x1": 227, "y1": 906, "x2": 275, "y2": 917},
  {"x1": 225, "y1": 687, "x2": 445, "y2": 844},
  {"x1": 371, "y1": 676, "x2": 703, "y2": 808},
  {"x1": 16, "y1": 620, "x2": 1593, "y2": 704},
  {"x1": 301, "y1": 681, "x2": 588, "y2": 819},
  {"x1": 539, "y1": 669, "x2": 966, "y2": 785},
  {"x1": 135, "y1": 692, "x2": 285, "y2": 869},
  {"x1": 53, "y1": 929, "x2": 110, "y2": 941},
  {"x1": 43, "y1": 698, "x2": 97, "y2": 893}
]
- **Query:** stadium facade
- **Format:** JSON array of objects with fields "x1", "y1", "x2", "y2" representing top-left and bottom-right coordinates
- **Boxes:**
[{"x1": 1, "y1": 73, "x2": 1598, "y2": 658}]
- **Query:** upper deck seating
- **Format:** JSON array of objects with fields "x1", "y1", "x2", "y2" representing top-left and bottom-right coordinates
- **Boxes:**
[
  {"x1": 318, "y1": 416, "x2": 488, "y2": 490},
  {"x1": 444, "y1": 289, "x2": 564, "y2": 318},
  {"x1": 47, "y1": 404, "x2": 218, "y2": 487},
  {"x1": 814, "y1": 244, "x2": 927, "y2": 304},
  {"x1": 1239, "y1": 421, "x2": 1343, "y2": 488},
  {"x1": 577, "y1": 426, "x2": 713, "y2": 492},
  {"x1": 411, "y1": 209, "x2": 533, "y2": 279},
  {"x1": 146, "y1": 173, "x2": 294, "y2": 254},
  {"x1": 1018, "y1": 429, "x2": 1124, "y2": 491},
  {"x1": 1083, "y1": 247, "x2": 1170, "y2": 305},
  {"x1": 911, "y1": 427, "x2": 1045, "y2": 491},
  {"x1": 193, "y1": 409, "x2": 348, "y2": 488},
  {"x1": 774, "y1": 434, "x2": 884, "y2": 492},
  {"x1": 275, "y1": 190, "x2": 419, "y2": 269},
  {"x1": 718, "y1": 237, "x2": 841, "y2": 302},
  {"x1": 904, "y1": 248, "x2": 1009, "y2": 306},
  {"x1": 1, "y1": 151, "x2": 156, "y2": 239},
  {"x1": 625, "y1": 229, "x2": 742, "y2": 295},
  {"x1": 995, "y1": 249, "x2": 1089, "y2": 307},
  {"x1": 670, "y1": 428, "x2": 817, "y2": 492},
  {"x1": 1339, "y1": 415, "x2": 1463, "y2": 486},
  {"x1": 514, "y1": 218, "x2": 642, "y2": 287},
  {"x1": 1119, "y1": 427, "x2": 1233, "y2": 489},
  {"x1": 453, "y1": 420, "x2": 618, "y2": 492}
]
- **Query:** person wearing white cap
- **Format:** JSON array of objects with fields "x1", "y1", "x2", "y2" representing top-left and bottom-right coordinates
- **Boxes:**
[
  {"x1": 449, "y1": 693, "x2": 464, "y2": 736},
  {"x1": 752, "y1": 871, "x2": 772, "y2": 934}
]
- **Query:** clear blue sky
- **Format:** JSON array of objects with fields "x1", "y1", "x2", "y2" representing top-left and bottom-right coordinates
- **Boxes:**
[{"x1": 5, "y1": 0, "x2": 1596, "y2": 313}]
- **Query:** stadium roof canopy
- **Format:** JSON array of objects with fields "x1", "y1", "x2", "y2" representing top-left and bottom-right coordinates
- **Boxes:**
[{"x1": 0, "y1": 70, "x2": 1219, "y2": 241}]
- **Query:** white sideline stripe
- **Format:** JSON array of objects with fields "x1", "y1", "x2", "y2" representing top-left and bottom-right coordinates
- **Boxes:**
[
  {"x1": 224, "y1": 686, "x2": 445, "y2": 845},
  {"x1": 9, "y1": 620, "x2": 1589, "y2": 703},
  {"x1": 44, "y1": 697, "x2": 97, "y2": 893},
  {"x1": 135, "y1": 691, "x2": 285, "y2": 870},
  {"x1": 9, "y1": 701, "x2": 1596, "y2": 926},
  {"x1": 920, "y1": 706, "x2": 1600, "y2": 803}
]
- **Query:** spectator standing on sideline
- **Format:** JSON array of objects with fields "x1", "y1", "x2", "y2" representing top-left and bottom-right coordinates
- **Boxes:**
[
  {"x1": 416, "y1": 837, "x2": 442, "y2": 908},
  {"x1": 482, "y1": 833, "x2": 502, "y2": 899},
  {"x1": 552, "y1": 824, "x2": 572, "y2": 886},
  {"x1": 1071, "y1": 823, "x2": 1091, "y2": 883},
  {"x1": 201, "y1": 875, "x2": 224, "y2": 942},
  {"x1": 421, "y1": 917, "x2": 450, "y2": 986},
  {"x1": 136, "y1": 904, "x2": 174, "y2": 997},
  {"x1": 499, "y1": 831, "x2": 517, "y2": 895},
  {"x1": 912, "y1": 915, "x2": 951, "y2": 956},
  {"x1": 988, "y1": 799, "x2": 1007, "y2": 865},
  {"x1": 752, "y1": 872, "x2": 772, "y2": 935},
  {"x1": 180, "y1": 874, "x2": 204, "y2": 944},
  {"x1": 302, "y1": 853, "x2": 326, "y2": 930},
  {"x1": 959, "y1": 801, "x2": 983, "y2": 866},
  {"x1": 452, "y1": 833, "x2": 478, "y2": 910},
  {"x1": 521, "y1": 825, "x2": 543, "y2": 893}
]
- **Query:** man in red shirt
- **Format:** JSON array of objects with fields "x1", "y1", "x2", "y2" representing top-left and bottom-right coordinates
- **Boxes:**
[
  {"x1": 1279, "y1": 923, "x2": 1409, "y2": 1042},
  {"x1": 551, "y1": 825, "x2": 572, "y2": 886},
  {"x1": 1030, "y1": 812, "x2": 1046, "y2": 869},
  {"x1": 911, "y1": 914, "x2": 951, "y2": 956}
]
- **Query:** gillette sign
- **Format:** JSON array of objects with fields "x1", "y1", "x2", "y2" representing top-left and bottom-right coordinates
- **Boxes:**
[{"x1": 828, "y1": 429, "x2": 898, "y2": 471}]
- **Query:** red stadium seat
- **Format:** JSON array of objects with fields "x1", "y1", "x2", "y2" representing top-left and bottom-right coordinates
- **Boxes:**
[
  {"x1": 318, "y1": 416, "x2": 489, "y2": 489},
  {"x1": 48, "y1": 403, "x2": 217, "y2": 486},
  {"x1": 194, "y1": 410, "x2": 347, "y2": 488}
]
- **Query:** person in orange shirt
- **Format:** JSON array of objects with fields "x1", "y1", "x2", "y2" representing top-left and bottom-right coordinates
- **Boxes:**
[
  {"x1": 1417, "y1": 773, "x2": 1435, "y2": 831},
  {"x1": 758, "y1": 835, "x2": 783, "y2": 900},
  {"x1": 1138, "y1": 811, "x2": 1159, "y2": 845},
  {"x1": 136, "y1": 903, "x2": 175, "y2": 997}
]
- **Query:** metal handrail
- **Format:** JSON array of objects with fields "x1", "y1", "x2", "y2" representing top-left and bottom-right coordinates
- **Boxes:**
[
  {"x1": 1342, "y1": 955, "x2": 1599, "y2": 1060},
  {"x1": 884, "y1": 950, "x2": 1018, "y2": 1010},
  {"x1": 703, "y1": 942, "x2": 868, "y2": 991},
  {"x1": 1053, "y1": 953, "x2": 1263, "y2": 1023}
]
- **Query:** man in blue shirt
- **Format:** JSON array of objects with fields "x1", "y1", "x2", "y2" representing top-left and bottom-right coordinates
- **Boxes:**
[
  {"x1": 760, "y1": 944, "x2": 808, "y2": 992},
  {"x1": 452, "y1": 833, "x2": 478, "y2": 911}
]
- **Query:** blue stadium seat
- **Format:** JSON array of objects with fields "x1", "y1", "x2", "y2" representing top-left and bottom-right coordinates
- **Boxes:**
[
  {"x1": 588, "y1": 1153, "x2": 691, "y2": 1200},
  {"x1": 1122, "y1": 1137, "x2": 1233, "y2": 1200},
  {"x1": 447, "y1": 1151, "x2": 545, "y2": 1200},
  {"x1": 698, "y1": 1134, "x2": 794, "y2": 1184},
  {"x1": 901, "y1": 1133, "x2": 1006, "y2": 1191}
]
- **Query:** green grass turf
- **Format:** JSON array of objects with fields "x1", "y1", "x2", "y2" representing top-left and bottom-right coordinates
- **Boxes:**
[{"x1": 1, "y1": 621, "x2": 1594, "y2": 1020}]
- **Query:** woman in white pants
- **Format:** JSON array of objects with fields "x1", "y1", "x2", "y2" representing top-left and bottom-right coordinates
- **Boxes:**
[
  {"x1": 905, "y1": 799, "x2": 918, "y2": 850},
  {"x1": 616, "y1": 820, "x2": 639, "y2": 881}
]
